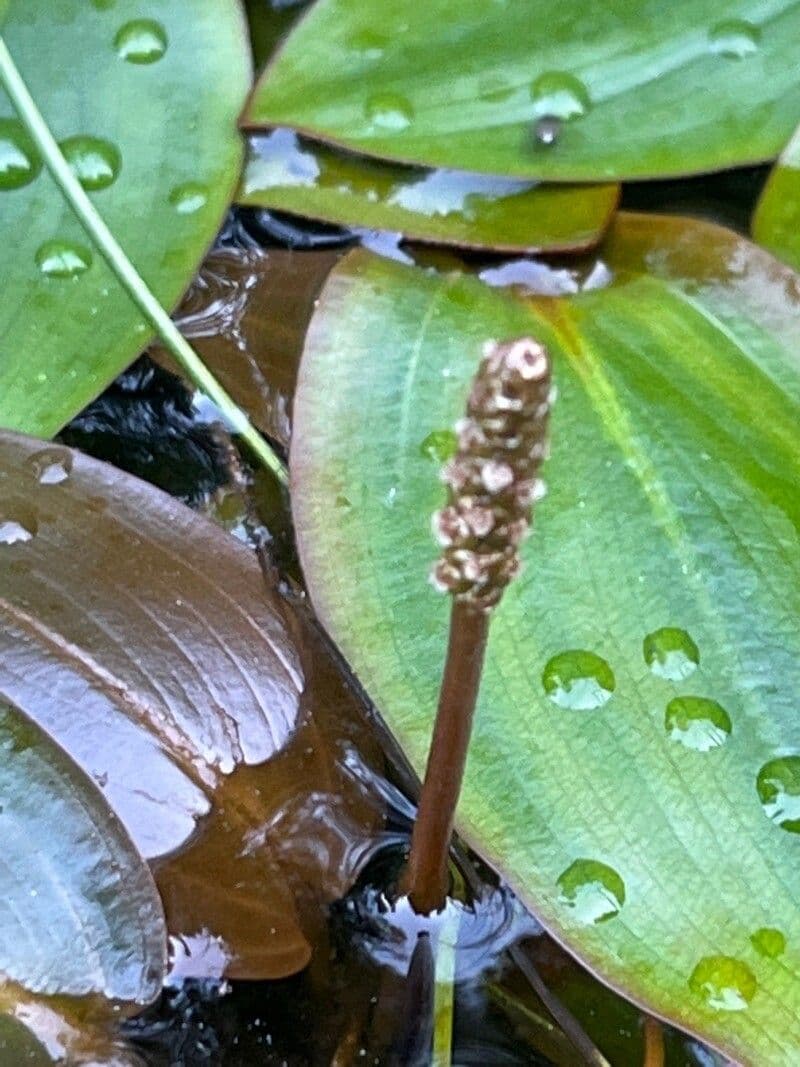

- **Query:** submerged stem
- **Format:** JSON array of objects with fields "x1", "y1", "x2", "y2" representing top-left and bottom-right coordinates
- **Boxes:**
[{"x1": 0, "y1": 37, "x2": 287, "y2": 485}]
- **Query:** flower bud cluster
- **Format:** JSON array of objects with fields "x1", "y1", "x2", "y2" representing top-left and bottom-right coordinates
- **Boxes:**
[{"x1": 430, "y1": 337, "x2": 553, "y2": 611}]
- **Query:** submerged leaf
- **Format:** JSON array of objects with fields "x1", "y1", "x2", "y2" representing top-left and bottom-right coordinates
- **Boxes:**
[
  {"x1": 0, "y1": 699, "x2": 165, "y2": 1002},
  {"x1": 245, "y1": 0, "x2": 800, "y2": 180},
  {"x1": 0, "y1": 0, "x2": 250, "y2": 437},
  {"x1": 291, "y1": 215, "x2": 800, "y2": 1065},
  {"x1": 238, "y1": 130, "x2": 618, "y2": 252}
]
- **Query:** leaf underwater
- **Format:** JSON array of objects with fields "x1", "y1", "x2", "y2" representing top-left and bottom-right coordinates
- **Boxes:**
[
  {"x1": 238, "y1": 129, "x2": 619, "y2": 253},
  {"x1": 0, "y1": 698, "x2": 166, "y2": 1002},
  {"x1": 244, "y1": 0, "x2": 800, "y2": 181},
  {"x1": 0, "y1": 432, "x2": 381, "y2": 980},
  {"x1": 291, "y1": 213, "x2": 800, "y2": 1065},
  {"x1": 752, "y1": 121, "x2": 800, "y2": 271},
  {"x1": 0, "y1": 0, "x2": 250, "y2": 438}
]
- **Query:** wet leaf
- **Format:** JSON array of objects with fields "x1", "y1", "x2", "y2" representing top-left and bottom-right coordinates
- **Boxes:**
[
  {"x1": 238, "y1": 130, "x2": 618, "y2": 253},
  {"x1": 244, "y1": 0, "x2": 800, "y2": 180},
  {"x1": 291, "y1": 215, "x2": 800, "y2": 1065},
  {"x1": 0, "y1": 0, "x2": 250, "y2": 437},
  {"x1": 752, "y1": 122, "x2": 800, "y2": 270},
  {"x1": 0, "y1": 699, "x2": 165, "y2": 1002},
  {"x1": 0, "y1": 432, "x2": 380, "y2": 979}
]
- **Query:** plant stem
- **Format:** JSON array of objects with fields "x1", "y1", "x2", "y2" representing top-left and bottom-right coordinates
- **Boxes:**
[
  {"x1": 0, "y1": 36, "x2": 287, "y2": 486},
  {"x1": 643, "y1": 1016, "x2": 665, "y2": 1067},
  {"x1": 405, "y1": 602, "x2": 489, "y2": 914}
]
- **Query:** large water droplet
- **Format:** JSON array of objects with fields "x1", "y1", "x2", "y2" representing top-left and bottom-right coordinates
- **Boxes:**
[
  {"x1": 420, "y1": 429, "x2": 457, "y2": 463},
  {"x1": 643, "y1": 626, "x2": 699, "y2": 680},
  {"x1": 59, "y1": 135, "x2": 121, "y2": 191},
  {"x1": 542, "y1": 650, "x2": 615, "y2": 710},
  {"x1": 0, "y1": 515, "x2": 36, "y2": 545},
  {"x1": 169, "y1": 182, "x2": 209, "y2": 215},
  {"x1": 114, "y1": 19, "x2": 168, "y2": 63},
  {"x1": 25, "y1": 447, "x2": 72, "y2": 485},
  {"x1": 750, "y1": 927, "x2": 786, "y2": 959},
  {"x1": 688, "y1": 956, "x2": 756, "y2": 1011},
  {"x1": 0, "y1": 119, "x2": 41, "y2": 191},
  {"x1": 665, "y1": 696, "x2": 731, "y2": 751},
  {"x1": 35, "y1": 240, "x2": 92, "y2": 279},
  {"x1": 365, "y1": 92, "x2": 415, "y2": 131},
  {"x1": 530, "y1": 71, "x2": 590, "y2": 120},
  {"x1": 757, "y1": 756, "x2": 800, "y2": 833},
  {"x1": 557, "y1": 859, "x2": 625, "y2": 924},
  {"x1": 708, "y1": 19, "x2": 760, "y2": 58}
]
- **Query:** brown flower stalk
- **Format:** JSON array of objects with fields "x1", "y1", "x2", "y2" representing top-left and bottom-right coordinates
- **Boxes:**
[{"x1": 405, "y1": 337, "x2": 553, "y2": 915}]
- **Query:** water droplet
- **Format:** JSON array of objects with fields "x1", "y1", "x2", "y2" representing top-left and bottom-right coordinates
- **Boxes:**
[
  {"x1": 542, "y1": 650, "x2": 615, "y2": 710},
  {"x1": 35, "y1": 240, "x2": 92, "y2": 279},
  {"x1": 708, "y1": 19, "x2": 760, "y2": 58},
  {"x1": 533, "y1": 115, "x2": 561, "y2": 146},
  {"x1": 750, "y1": 927, "x2": 786, "y2": 959},
  {"x1": 59, "y1": 135, "x2": 121, "y2": 191},
  {"x1": 114, "y1": 19, "x2": 168, "y2": 63},
  {"x1": 664, "y1": 696, "x2": 731, "y2": 751},
  {"x1": 557, "y1": 859, "x2": 625, "y2": 924},
  {"x1": 0, "y1": 515, "x2": 36, "y2": 545},
  {"x1": 688, "y1": 956, "x2": 756, "y2": 1011},
  {"x1": 757, "y1": 756, "x2": 800, "y2": 833},
  {"x1": 349, "y1": 28, "x2": 388, "y2": 59},
  {"x1": 420, "y1": 429, "x2": 457, "y2": 463},
  {"x1": 643, "y1": 627, "x2": 699, "y2": 680},
  {"x1": 0, "y1": 119, "x2": 41, "y2": 191},
  {"x1": 530, "y1": 71, "x2": 590, "y2": 120},
  {"x1": 169, "y1": 182, "x2": 209, "y2": 215},
  {"x1": 25, "y1": 447, "x2": 72, "y2": 485},
  {"x1": 365, "y1": 92, "x2": 414, "y2": 131}
]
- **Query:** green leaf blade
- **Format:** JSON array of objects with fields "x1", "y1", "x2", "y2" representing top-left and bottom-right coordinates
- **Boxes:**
[
  {"x1": 753, "y1": 124, "x2": 800, "y2": 271},
  {"x1": 291, "y1": 217, "x2": 800, "y2": 1065}
]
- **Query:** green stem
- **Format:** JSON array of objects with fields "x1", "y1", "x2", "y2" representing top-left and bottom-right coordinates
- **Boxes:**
[{"x1": 0, "y1": 36, "x2": 287, "y2": 486}]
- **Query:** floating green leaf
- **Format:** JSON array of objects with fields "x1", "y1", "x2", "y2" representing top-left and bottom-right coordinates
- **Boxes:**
[
  {"x1": 291, "y1": 214, "x2": 800, "y2": 1065},
  {"x1": 238, "y1": 130, "x2": 618, "y2": 252},
  {"x1": 752, "y1": 122, "x2": 800, "y2": 270},
  {"x1": 0, "y1": 698, "x2": 165, "y2": 1001},
  {"x1": 245, "y1": 0, "x2": 800, "y2": 180},
  {"x1": 0, "y1": 0, "x2": 250, "y2": 437}
]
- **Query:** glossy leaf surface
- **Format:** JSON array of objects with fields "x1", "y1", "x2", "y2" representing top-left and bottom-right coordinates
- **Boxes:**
[
  {"x1": 0, "y1": 699, "x2": 165, "y2": 1002},
  {"x1": 291, "y1": 215, "x2": 800, "y2": 1065},
  {"x1": 752, "y1": 123, "x2": 800, "y2": 270},
  {"x1": 0, "y1": 431, "x2": 380, "y2": 979},
  {"x1": 245, "y1": 0, "x2": 800, "y2": 180},
  {"x1": 0, "y1": 0, "x2": 249, "y2": 437},
  {"x1": 238, "y1": 130, "x2": 618, "y2": 252}
]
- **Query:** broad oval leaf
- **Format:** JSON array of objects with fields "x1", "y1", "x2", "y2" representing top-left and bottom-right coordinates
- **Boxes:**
[
  {"x1": 238, "y1": 129, "x2": 618, "y2": 252},
  {"x1": 291, "y1": 216, "x2": 800, "y2": 1065},
  {"x1": 752, "y1": 122, "x2": 800, "y2": 270},
  {"x1": 0, "y1": 699, "x2": 165, "y2": 1002},
  {"x1": 245, "y1": 0, "x2": 800, "y2": 180},
  {"x1": 0, "y1": 0, "x2": 250, "y2": 437}
]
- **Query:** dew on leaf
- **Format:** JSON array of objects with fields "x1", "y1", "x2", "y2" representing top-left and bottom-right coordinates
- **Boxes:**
[
  {"x1": 557, "y1": 859, "x2": 625, "y2": 924},
  {"x1": 530, "y1": 71, "x2": 590, "y2": 120},
  {"x1": 420, "y1": 429, "x2": 457, "y2": 463},
  {"x1": 688, "y1": 955, "x2": 757, "y2": 1011},
  {"x1": 542, "y1": 650, "x2": 615, "y2": 710},
  {"x1": 643, "y1": 626, "x2": 699, "y2": 680},
  {"x1": 25, "y1": 447, "x2": 72, "y2": 486},
  {"x1": 364, "y1": 92, "x2": 415, "y2": 131},
  {"x1": 664, "y1": 696, "x2": 731, "y2": 752},
  {"x1": 708, "y1": 19, "x2": 761, "y2": 58},
  {"x1": 532, "y1": 115, "x2": 561, "y2": 146},
  {"x1": 35, "y1": 240, "x2": 93, "y2": 279},
  {"x1": 59, "y1": 135, "x2": 121, "y2": 191},
  {"x1": 169, "y1": 182, "x2": 209, "y2": 215},
  {"x1": 756, "y1": 756, "x2": 800, "y2": 833},
  {"x1": 750, "y1": 927, "x2": 786, "y2": 959},
  {"x1": 0, "y1": 119, "x2": 41, "y2": 190},
  {"x1": 114, "y1": 19, "x2": 168, "y2": 64}
]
